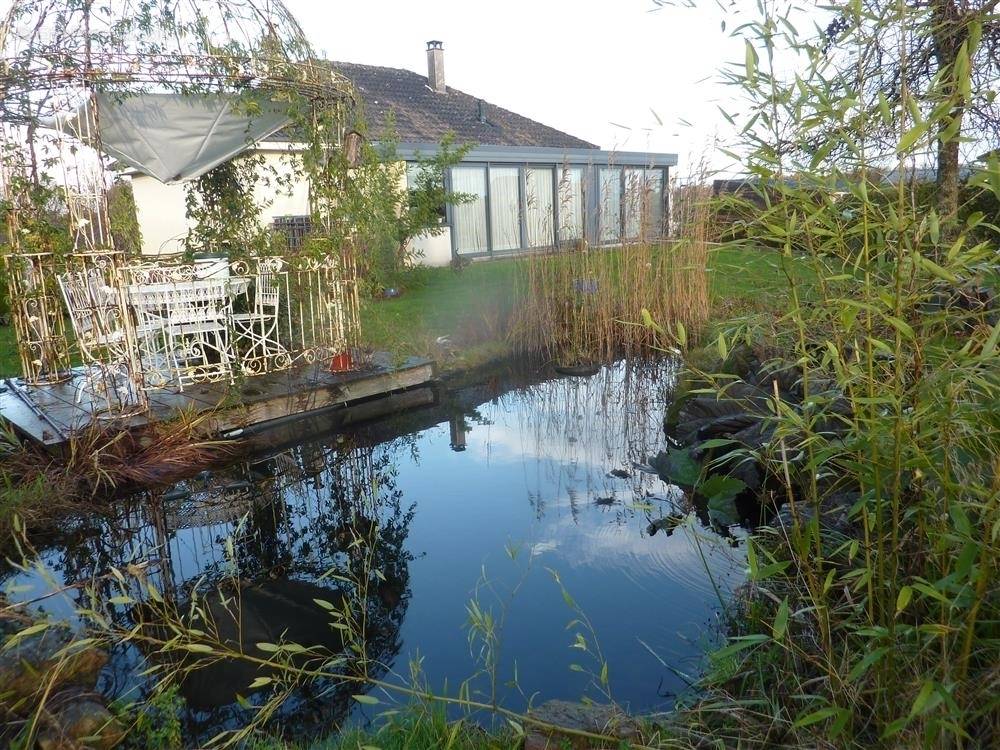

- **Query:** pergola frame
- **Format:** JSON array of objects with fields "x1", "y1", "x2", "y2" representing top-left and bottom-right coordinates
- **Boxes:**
[{"x1": 0, "y1": 0, "x2": 359, "y2": 413}]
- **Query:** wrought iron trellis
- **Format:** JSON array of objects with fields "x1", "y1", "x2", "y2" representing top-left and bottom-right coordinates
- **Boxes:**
[{"x1": 0, "y1": 0, "x2": 359, "y2": 412}]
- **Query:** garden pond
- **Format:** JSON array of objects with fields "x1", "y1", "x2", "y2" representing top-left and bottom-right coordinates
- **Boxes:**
[{"x1": 1, "y1": 359, "x2": 746, "y2": 741}]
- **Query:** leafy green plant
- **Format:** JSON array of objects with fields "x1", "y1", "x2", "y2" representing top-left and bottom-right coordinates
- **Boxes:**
[
  {"x1": 114, "y1": 686, "x2": 185, "y2": 750},
  {"x1": 664, "y1": 0, "x2": 1000, "y2": 746}
]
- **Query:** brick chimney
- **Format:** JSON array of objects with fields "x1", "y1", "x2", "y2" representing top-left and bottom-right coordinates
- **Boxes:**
[{"x1": 426, "y1": 40, "x2": 445, "y2": 93}]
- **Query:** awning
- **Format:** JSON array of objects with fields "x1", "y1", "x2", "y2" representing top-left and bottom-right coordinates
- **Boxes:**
[{"x1": 49, "y1": 92, "x2": 292, "y2": 184}]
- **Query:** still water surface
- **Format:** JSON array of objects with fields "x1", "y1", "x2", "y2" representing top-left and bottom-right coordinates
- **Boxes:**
[{"x1": 3, "y1": 360, "x2": 745, "y2": 738}]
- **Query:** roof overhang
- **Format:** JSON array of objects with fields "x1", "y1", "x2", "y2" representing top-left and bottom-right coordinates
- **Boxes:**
[
  {"x1": 125, "y1": 139, "x2": 678, "y2": 179},
  {"x1": 393, "y1": 142, "x2": 678, "y2": 167}
]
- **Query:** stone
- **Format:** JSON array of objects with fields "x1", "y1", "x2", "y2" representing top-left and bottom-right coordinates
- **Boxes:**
[
  {"x1": 36, "y1": 691, "x2": 124, "y2": 750},
  {"x1": 524, "y1": 700, "x2": 641, "y2": 750},
  {"x1": 0, "y1": 625, "x2": 108, "y2": 701}
]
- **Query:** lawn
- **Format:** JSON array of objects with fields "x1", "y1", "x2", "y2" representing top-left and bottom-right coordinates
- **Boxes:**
[
  {"x1": 0, "y1": 246, "x2": 790, "y2": 379},
  {"x1": 0, "y1": 324, "x2": 15, "y2": 377}
]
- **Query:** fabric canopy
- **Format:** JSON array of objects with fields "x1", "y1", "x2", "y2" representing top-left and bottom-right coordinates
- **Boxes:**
[{"x1": 49, "y1": 92, "x2": 292, "y2": 184}]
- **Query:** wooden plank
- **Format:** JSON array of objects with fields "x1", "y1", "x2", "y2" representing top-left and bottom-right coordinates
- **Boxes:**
[
  {"x1": 0, "y1": 387, "x2": 63, "y2": 445},
  {"x1": 1, "y1": 357, "x2": 436, "y2": 447},
  {"x1": 199, "y1": 361, "x2": 436, "y2": 436},
  {"x1": 240, "y1": 386, "x2": 437, "y2": 454}
]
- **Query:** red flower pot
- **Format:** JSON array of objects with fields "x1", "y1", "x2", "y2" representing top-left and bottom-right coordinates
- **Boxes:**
[{"x1": 330, "y1": 351, "x2": 354, "y2": 372}]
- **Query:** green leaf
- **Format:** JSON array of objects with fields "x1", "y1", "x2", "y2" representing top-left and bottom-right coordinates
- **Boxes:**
[
  {"x1": 640, "y1": 308, "x2": 664, "y2": 334},
  {"x1": 697, "y1": 438, "x2": 738, "y2": 451},
  {"x1": 983, "y1": 319, "x2": 1000, "y2": 358},
  {"x1": 744, "y1": 40, "x2": 758, "y2": 83},
  {"x1": 847, "y1": 647, "x2": 890, "y2": 682},
  {"x1": 917, "y1": 254, "x2": 958, "y2": 283},
  {"x1": 656, "y1": 447, "x2": 701, "y2": 488},
  {"x1": 895, "y1": 586, "x2": 913, "y2": 615},
  {"x1": 927, "y1": 211, "x2": 940, "y2": 245},
  {"x1": 352, "y1": 694, "x2": 380, "y2": 705},
  {"x1": 882, "y1": 717, "x2": 910, "y2": 738},
  {"x1": 506, "y1": 719, "x2": 525, "y2": 736},
  {"x1": 877, "y1": 91, "x2": 892, "y2": 125},
  {"x1": 180, "y1": 643, "x2": 214, "y2": 654},
  {"x1": 897, "y1": 122, "x2": 927, "y2": 154},
  {"x1": 793, "y1": 706, "x2": 840, "y2": 728},
  {"x1": 885, "y1": 315, "x2": 914, "y2": 340},
  {"x1": 909, "y1": 680, "x2": 941, "y2": 718},
  {"x1": 248, "y1": 676, "x2": 272, "y2": 689},
  {"x1": 702, "y1": 474, "x2": 746, "y2": 527},
  {"x1": 710, "y1": 634, "x2": 770, "y2": 662},
  {"x1": 773, "y1": 597, "x2": 790, "y2": 641}
]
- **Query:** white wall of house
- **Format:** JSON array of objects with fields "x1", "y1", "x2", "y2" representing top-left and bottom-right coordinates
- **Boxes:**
[
  {"x1": 132, "y1": 176, "x2": 190, "y2": 255},
  {"x1": 131, "y1": 151, "x2": 456, "y2": 266},
  {"x1": 132, "y1": 151, "x2": 310, "y2": 255},
  {"x1": 407, "y1": 228, "x2": 453, "y2": 267}
]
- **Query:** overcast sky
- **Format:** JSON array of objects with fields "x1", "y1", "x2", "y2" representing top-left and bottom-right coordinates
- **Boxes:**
[{"x1": 285, "y1": 0, "x2": 750, "y2": 179}]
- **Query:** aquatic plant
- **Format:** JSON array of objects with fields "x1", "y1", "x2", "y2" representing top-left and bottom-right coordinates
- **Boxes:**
[
  {"x1": 508, "y1": 153, "x2": 712, "y2": 366},
  {"x1": 0, "y1": 411, "x2": 233, "y2": 535}
]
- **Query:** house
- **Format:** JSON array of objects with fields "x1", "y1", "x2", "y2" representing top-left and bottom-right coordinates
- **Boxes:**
[{"x1": 129, "y1": 42, "x2": 678, "y2": 264}]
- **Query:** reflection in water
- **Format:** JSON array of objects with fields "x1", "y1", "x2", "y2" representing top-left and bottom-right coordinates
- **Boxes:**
[{"x1": 2, "y1": 360, "x2": 745, "y2": 742}]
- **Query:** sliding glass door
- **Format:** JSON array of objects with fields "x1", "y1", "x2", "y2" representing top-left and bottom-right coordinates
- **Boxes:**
[
  {"x1": 525, "y1": 167, "x2": 555, "y2": 248},
  {"x1": 557, "y1": 166, "x2": 584, "y2": 243},
  {"x1": 598, "y1": 167, "x2": 622, "y2": 243},
  {"x1": 489, "y1": 166, "x2": 521, "y2": 252},
  {"x1": 451, "y1": 166, "x2": 488, "y2": 255}
]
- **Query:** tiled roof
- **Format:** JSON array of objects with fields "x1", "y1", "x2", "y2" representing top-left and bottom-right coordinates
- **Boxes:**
[{"x1": 327, "y1": 60, "x2": 598, "y2": 150}]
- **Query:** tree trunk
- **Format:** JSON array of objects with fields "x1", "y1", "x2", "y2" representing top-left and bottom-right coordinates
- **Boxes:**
[
  {"x1": 931, "y1": 0, "x2": 965, "y2": 238},
  {"x1": 936, "y1": 121, "x2": 962, "y2": 227}
]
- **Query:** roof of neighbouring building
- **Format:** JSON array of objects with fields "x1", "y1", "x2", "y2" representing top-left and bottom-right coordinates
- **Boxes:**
[{"x1": 321, "y1": 60, "x2": 599, "y2": 150}]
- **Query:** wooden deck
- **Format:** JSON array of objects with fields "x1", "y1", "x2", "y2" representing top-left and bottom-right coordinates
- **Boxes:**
[{"x1": 0, "y1": 354, "x2": 436, "y2": 448}]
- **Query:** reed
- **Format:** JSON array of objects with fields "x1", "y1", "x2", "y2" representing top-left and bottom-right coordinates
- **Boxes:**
[
  {"x1": 0, "y1": 413, "x2": 233, "y2": 534},
  {"x1": 666, "y1": 0, "x2": 1000, "y2": 746},
  {"x1": 508, "y1": 239, "x2": 710, "y2": 366}
]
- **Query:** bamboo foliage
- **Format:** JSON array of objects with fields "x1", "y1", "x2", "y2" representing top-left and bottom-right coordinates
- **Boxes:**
[{"x1": 673, "y1": 0, "x2": 1000, "y2": 746}]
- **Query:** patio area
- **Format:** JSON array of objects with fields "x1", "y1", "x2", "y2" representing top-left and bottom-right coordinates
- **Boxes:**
[{"x1": 0, "y1": 249, "x2": 435, "y2": 447}]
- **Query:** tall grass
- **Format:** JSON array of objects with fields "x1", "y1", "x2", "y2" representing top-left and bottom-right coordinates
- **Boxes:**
[
  {"x1": 509, "y1": 235, "x2": 710, "y2": 365},
  {"x1": 0, "y1": 414, "x2": 232, "y2": 534}
]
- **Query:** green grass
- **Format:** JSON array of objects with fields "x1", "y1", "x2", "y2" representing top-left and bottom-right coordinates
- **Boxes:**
[
  {"x1": 0, "y1": 324, "x2": 16, "y2": 377},
  {"x1": 245, "y1": 709, "x2": 519, "y2": 750},
  {"x1": 360, "y1": 259, "x2": 520, "y2": 370},
  {"x1": 361, "y1": 246, "x2": 791, "y2": 368}
]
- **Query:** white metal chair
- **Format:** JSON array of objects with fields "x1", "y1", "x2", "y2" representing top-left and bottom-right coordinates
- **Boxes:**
[
  {"x1": 57, "y1": 267, "x2": 138, "y2": 409},
  {"x1": 232, "y1": 258, "x2": 288, "y2": 374}
]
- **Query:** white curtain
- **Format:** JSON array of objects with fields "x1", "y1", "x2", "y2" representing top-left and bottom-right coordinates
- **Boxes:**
[
  {"x1": 624, "y1": 168, "x2": 645, "y2": 240},
  {"x1": 557, "y1": 166, "x2": 584, "y2": 242},
  {"x1": 645, "y1": 169, "x2": 665, "y2": 238},
  {"x1": 489, "y1": 167, "x2": 521, "y2": 251},
  {"x1": 525, "y1": 167, "x2": 555, "y2": 248},
  {"x1": 599, "y1": 167, "x2": 622, "y2": 243},
  {"x1": 451, "y1": 166, "x2": 488, "y2": 254}
]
